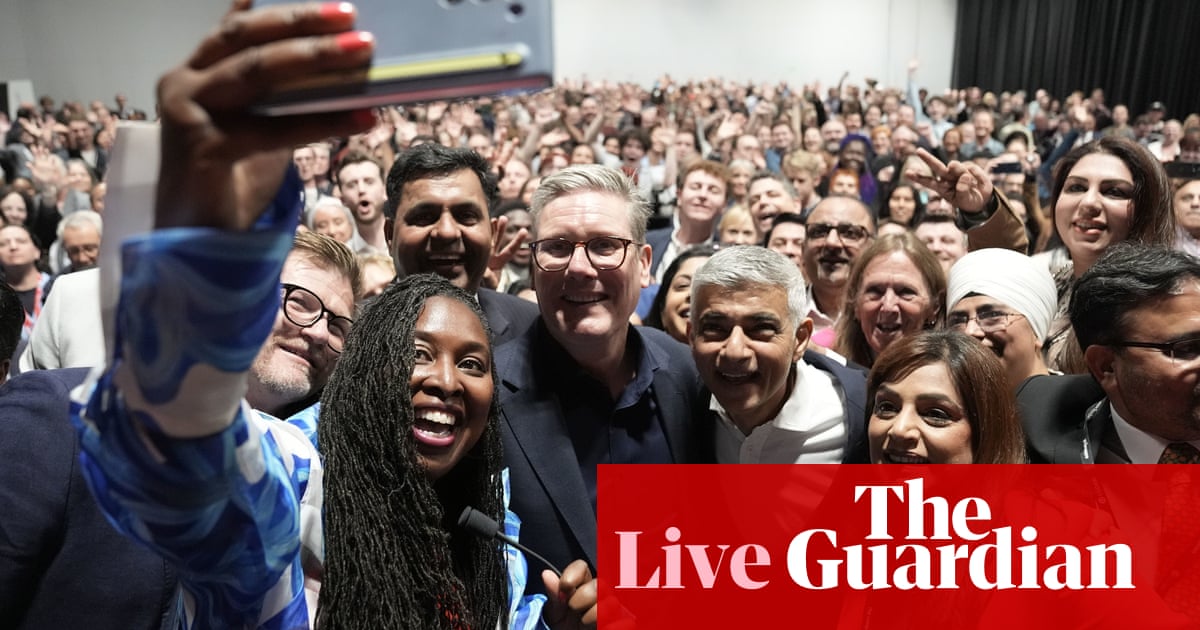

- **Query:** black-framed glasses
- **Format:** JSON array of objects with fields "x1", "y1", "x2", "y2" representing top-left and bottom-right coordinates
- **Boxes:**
[
  {"x1": 805, "y1": 222, "x2": 871, "y2": 243},
  {"x1": 528, "y1": 236, "x2": 639, "y2": 272},
  {"x1": 281, "y1": 283, "x2": 353, "y2": 353},
  {"x1": 1110, "y1": 337, "x2": 1200, "y2": 363},
  {"x1": 946, "y1": 310, "x2": 1024, "y2": 333}
]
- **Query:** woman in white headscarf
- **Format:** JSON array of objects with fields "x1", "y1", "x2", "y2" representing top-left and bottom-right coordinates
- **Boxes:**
[{"x1": 945, "y1": 248, "x2": 1059, "y2": 391}]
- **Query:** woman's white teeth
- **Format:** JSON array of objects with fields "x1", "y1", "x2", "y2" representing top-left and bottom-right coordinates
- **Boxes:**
[{"x1": 417, "y1": 410, "x2": 456, "y2": 426}]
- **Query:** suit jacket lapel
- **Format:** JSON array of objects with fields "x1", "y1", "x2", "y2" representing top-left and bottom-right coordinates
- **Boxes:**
[{"x1": 497, "y1": 328, "x2": 599, "y2": 565}]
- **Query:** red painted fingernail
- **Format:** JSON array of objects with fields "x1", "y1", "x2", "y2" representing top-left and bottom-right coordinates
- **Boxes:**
[
  {"x1": 335, "y1": 31, "x2": 374, "y2": 53},
  {"x1": 320, "y1": 2, "x2": 355, "y2": 19}
]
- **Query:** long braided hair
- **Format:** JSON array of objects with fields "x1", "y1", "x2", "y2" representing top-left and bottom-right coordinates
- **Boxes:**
[{"x1": 316, "y1": 273, "x2": 507, "y2": 630}]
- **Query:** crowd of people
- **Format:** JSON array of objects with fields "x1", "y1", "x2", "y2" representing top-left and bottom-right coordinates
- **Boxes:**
[{"x1": 1, "y1": 1, "x2": 1200, "y2": 628}]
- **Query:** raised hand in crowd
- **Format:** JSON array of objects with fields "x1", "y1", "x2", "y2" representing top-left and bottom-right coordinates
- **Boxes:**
[
  {"x1": 904, "y1": 147, "x2": 995, "y2": 214},
  {"x1": 154, "y1": 0, "x2": 374, "y2": 230}
]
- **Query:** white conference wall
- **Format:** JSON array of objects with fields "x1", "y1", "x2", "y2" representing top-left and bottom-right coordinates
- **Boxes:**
[{"x1": 0, "y1": 0, "x2": 956, "y2": 113}]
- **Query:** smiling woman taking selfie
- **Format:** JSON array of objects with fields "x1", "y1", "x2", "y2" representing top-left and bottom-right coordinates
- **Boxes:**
[{"x1": 72, "y1": 2, "x2": 595, "y2": 629}]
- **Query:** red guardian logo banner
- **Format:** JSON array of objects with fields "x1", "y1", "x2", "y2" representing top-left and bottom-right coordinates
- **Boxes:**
[{"x1": 596, "y1": 465, "x2": 1200, "y2": 629}]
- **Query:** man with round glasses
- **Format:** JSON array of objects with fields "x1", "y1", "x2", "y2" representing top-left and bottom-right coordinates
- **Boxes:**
[
  {"x1": 248, "y1": 231, "x2": 359, "y2": 419},
  {"x1": 947, "y1": 248, "x2": 1056, "y2": 392},
  {"x1": 496, "y1": 164, "x2": 705, "y2": 595}
]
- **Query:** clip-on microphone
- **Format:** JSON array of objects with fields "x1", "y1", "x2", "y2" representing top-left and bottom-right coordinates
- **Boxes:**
[{"x1": 458, "y1": 506, "x2": 563, "y2": 578}]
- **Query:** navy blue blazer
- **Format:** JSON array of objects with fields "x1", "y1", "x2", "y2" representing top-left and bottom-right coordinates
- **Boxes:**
[
  {"x1": 0, "y1": 369, "x2": 177, "y2": 630},
  {"x1": 478, "y1": 287, "x2": 540, "y2": 347},
  {"x1": 495, "y1": 322, "x2": 705, "y2": 589}
]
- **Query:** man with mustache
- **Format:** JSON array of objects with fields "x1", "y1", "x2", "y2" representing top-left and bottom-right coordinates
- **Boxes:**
[
  {"x1": 384, "y1": 143, "x2": 540, "y2": 346},
  {"x1": 801, "y1": 196, "x2": 876, "y2": 340}
]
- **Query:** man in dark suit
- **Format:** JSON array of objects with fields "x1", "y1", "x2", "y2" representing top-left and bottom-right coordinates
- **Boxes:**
[
  {"x1": 383, "y1": 143, "x2": 538, "y2": 345},
  {"x1": 1019, "y1": 244, "x2": 1200, "y2": 464},
  {"x1": 0, "y1": 369, "x2": 177, "y2": 630},
  {"x1": 498, "y1": 165, "x2": 706, "y2": 592},
  {"x1": 687, "y1": 246, "x2": 869, "y2": 464}
]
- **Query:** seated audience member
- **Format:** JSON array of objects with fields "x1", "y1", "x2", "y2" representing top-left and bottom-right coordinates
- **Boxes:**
[
  {"x1": 868, "y1": 330, "x2": 1025, "y2": 464},
  {"x1": 357, "y1": 251, "x2": 396, "y2": 299},
  {"x1": 504, "y1": 164, "x2": 705, "y2": 593},
  {"x1": 802, "y1": 196, "x2": 877, "y2": 342},
  {"x1": 1172, "y1": 176, "x2": 1200, "y2": 257},
  {"x1": 834, "y1": 233, "x2": 945, "y2": 368},
  {"x1": 646, "y1": 160, "x2": 728, "y2": 281},
  {"x1": 689, "y1": 246, "x2": 868, "y2": 463},
  {"x1": 947, "y1": 248, "x2": 1057, "y2": 391},
  {"x1": 1020, "y1": 243, "x2": 1200, "y2": 464},
  {"x1": 48, "y1": 209, "x2": 101, "y2": 276},
  {"x1": 717, "y1": 205, "x2": 758, "y2": 246},
  {"x1": 746, "y1": 171, "x2": 800, "y2": 240},
  {"x1": 765, "y1": 212, "x2": 806, "y2": 272},
  {"x1": 0, "y1": 225, "x2": 49, "y2": 344},
  {"x1": 72, "y1": 7, "x2": 595, "y2": 628},
  {"x1": 644, "y1": 244, "x2": 719, "y2": 344},
  {"x1": 914, "y1": 215, "x2": 967, "y2": 273}
]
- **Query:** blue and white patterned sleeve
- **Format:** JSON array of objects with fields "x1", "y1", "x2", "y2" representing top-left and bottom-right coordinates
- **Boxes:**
[
  {"x1": 71, "y1": 170, "x2": 319, "y2": 629},
  {"x1": 503, "y1": 470, "x2": 552, "y2": 630}
]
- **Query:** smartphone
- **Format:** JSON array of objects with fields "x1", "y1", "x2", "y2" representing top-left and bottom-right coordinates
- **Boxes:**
[
  {"x1": 990, "y1": 161, "x2": 1023, "y2": 174},
  {"x1": 252, "y1": 0, "x2": 554, "y2": 115}
]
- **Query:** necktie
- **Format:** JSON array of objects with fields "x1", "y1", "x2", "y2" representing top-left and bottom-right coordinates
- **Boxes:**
[
  {"x1": 1158, "y1": 442, "x2": 1200, "y2": 464},
  {"x1": 1157, "y1": 442, "x2": 1200, "y2": 620}
]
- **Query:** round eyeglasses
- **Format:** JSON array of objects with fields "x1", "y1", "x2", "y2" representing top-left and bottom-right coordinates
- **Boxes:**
[
  {"x1": 527, "y1": 236, "x2": 639, "y2": 272},
  {"x1": 281, "y1": 283, "x2": 353, "y2": 353}
]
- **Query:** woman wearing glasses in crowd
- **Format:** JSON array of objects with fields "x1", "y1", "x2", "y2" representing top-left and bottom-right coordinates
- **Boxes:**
[
  {"x1": 833, "y1": 232, "x2": 946, "y2": 368},
  {"x1": 945, "y1": 248, "x2": 1059, "y2": 391}
]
